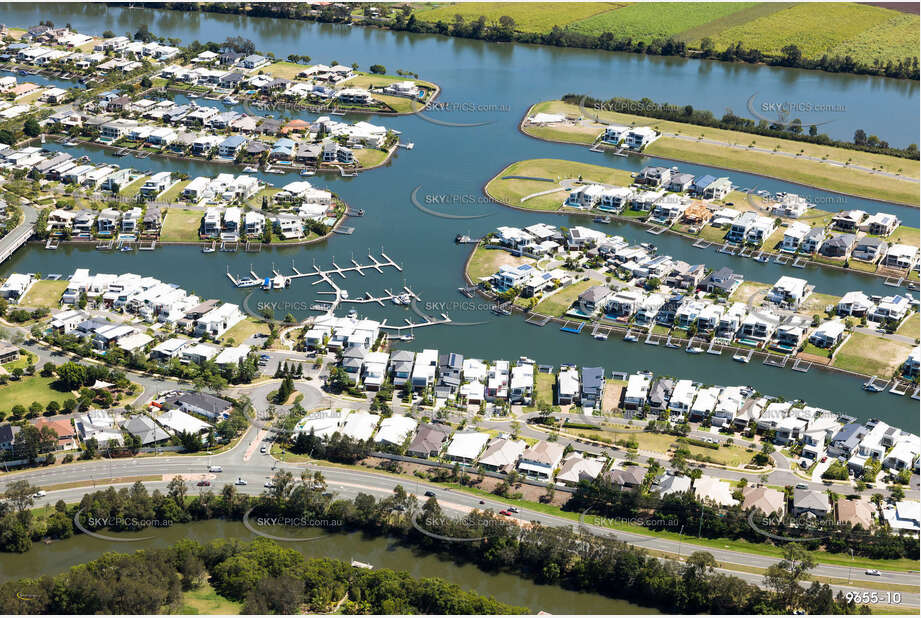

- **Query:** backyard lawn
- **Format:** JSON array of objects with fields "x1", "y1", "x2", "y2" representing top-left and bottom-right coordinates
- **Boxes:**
[
  {"x1": 18, "y1": 280, "x2": 68, "y2": 309},
  {"x1": 465, "y1": 246, "x2": 534, "y2": 282},
  {"x1": 833, "y1": 332, "x2": 913, "y2": 377},
  {"x1": 160, "y1": 209, "x2": 203, "y2": 242}
]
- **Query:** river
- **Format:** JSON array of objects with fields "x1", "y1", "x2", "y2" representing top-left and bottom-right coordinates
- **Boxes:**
[
  {"x1": 0, "y1": 519, "x2": 658, "y2": 614},
  {"x1": 0, "y1": 4, "x2": 917, "y2": 431}
]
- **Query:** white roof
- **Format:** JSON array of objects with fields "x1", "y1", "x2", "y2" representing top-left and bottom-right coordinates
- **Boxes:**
[
  {"x1": 341, "y1": 411, "x2": 380, "y2": 441},
  {"x1": 157, "y1": 409, "x2": 211, "y2": 434},
  {"x1": 446, "y1": 432, "x2": 490, "y2": 460},
  {"x1": 375, "y1": 415, "x2": 418, "y2": 446}
]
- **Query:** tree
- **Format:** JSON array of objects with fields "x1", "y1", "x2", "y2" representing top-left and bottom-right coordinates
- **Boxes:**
[
  {"x1": 764, "y1": 542, "x2": 816, "y2": 611},
  {"x1": 140, "y1": 76, "x2": 152, "y2": 88},
  {"x1": 56, "y1": 362, "x2": 87, "y2": 391},
  {"x1": 3, "y1": 480, "x2": 36, "y2": 517},
  {"x1": 369, "y1": 64, "x2": 386, "y2": 74},
  {"x1": 23, "y1": 118, "x2": 41, "y2": 138}
]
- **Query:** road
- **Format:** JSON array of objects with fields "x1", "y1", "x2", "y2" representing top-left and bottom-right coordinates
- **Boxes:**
[{"x1": 2, "y1": 419, "x2": 917, "y2": 608}]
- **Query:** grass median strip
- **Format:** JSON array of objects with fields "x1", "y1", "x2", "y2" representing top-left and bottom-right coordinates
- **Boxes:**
[{"x1": 39, "y1": 475, "x2": 162, "y2": 492}]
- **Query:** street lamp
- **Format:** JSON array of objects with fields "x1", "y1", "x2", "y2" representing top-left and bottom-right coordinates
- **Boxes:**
[
  {"x1": 677, "y1": 524, "x2": 685, "y2": 560},
  {"x1": 848, "y1": 548, "x2": 854, "y2": 584}
]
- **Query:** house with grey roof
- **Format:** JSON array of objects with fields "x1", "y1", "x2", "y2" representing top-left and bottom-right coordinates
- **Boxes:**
[
  {"x1": 123, "y1": 415, "x2": 169, "y2": 445},
  {"x1": 406, "y1": 423, "x2": 449, "y2": 458},
  {"x1": 792, "y1": 489, "x2": 830, "y2": 518}
]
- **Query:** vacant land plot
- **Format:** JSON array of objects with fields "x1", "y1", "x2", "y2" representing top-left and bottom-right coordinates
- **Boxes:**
[
  {"x1": 159, "y1": 179, "x2": 190, "y2": 204},
  {"x1": 730, "y1": 281, "x2": 771, "y2": 305},
  {"x1": 18, "y1": 280, "x2": 68, "y2": 309},
  {"x1": 220, "y1": 318, "x2": 270, "y2": 345},
  {"x1": 264, "y1": 61, "x2": 311, "y2": 80},
  {"x1": 709, "y1": 3, "x2": 918, "y2": 64},
  {"x1": 354, "y1": 148, "x2": 389, "y2": 168},
  {"x1": 412, "y1": 2, "x2": 625, "y2": 32},
  {"x1": 570, "y1": 2, "x2": 755, "y2": 40},
  {"x1": 160, "y1": 209, "x2": 203, "y2": 242},
  {"x1": 798, "y1": 292, "x2": 841, "y2": 317},
  {"x1": 119, "y1": 175, "x2": 149, "y2": 198},
  {"x1": 466, "y1": 246, "x2": 534, "y2": 282},
  {"x1": 486, "y1": 158, "x2": 634, "y2": 211},
  {"x1": 534, "y1": 279, "x2": 595, "y2": 317},
  {"x1": 833, "y1": 332, "x2": 913, "y2": 377},
  {"x1": 0, "y1": 375, "x2": 70, "y2": 410},
  {"x1": 896, "y1": 313, "x2": 920, "y2": 339}
]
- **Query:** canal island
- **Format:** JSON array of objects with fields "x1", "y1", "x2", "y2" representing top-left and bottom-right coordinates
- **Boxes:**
[{"x1": 0, "y1": 4, "x2": 918, "y2": 617}]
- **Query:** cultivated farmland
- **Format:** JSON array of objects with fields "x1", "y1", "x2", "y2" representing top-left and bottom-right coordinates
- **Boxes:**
[
  {"x1": 412, "y1": 2, "x2": 626, "y2": 32},
  {"x1": 569, "y1": 2, "x2": 757, "y2": 40}
]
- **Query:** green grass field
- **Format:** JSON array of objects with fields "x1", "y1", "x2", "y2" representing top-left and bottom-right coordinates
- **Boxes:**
[
  {"x1": 676, "y1": 3, "x2": 796, "y2": 43},
  {"x1": 533, "y1": 280, "x2": 595, "y2": 317},
  {"x1": 18, "y1": 280, "x2": 68, "y2": 309},
  {"x1": 523, "y1": 100, "x2": 919, "y2": 205},
  {"x1": 707, "y1": 3, "x2": 919, "y2": 65},
  {"x1": 159, "y1": 179, "x2": 190, "y2": 204},
  {"x1": 0, "y1": 375, "x2": 70, "y2": 411},
  {"x1": 160, "y1": 208, "x2": 203, "y2": 242},
  {"x1": 179, "y1": 582, "x2": 241, "y2": 615},
  {"x1": 412, "y1": 2, "x2": 626, "y2": 31},
  {"x1": 833, "y1": 332, "x2": 913, "y2": 377},
  {"x1": 570, "y1": 2, "x2": 756, "y2": 40},
  {"x1": 896, "y1": 313, "x2": 919, "y2": 340},
  {"x1": 219, "y1": 318, "x2": 270, "y2": 345}
]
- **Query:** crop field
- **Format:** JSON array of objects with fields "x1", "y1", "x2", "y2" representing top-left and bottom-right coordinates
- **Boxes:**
[
  {"x1": 675, "y1": 3, "x2": 796, "y2": 43},
  {"x1": 569, "y1": 2, "x2": 756, "y2": 40},
  {"x1": 706, "y1": 3, "x2": 919, "y2": 64},
  {"x1": 412, "y1": 2, "x2": 626, "y2": 32}
]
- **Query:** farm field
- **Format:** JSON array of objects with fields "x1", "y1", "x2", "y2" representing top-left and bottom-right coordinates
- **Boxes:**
[
  {"x1": 569, "y1": 2, "x2": 756, "y2": 40},
  {"x1": 706, "y1": 3, "x2": 920, "y2": 65},
  {"x1": 411, "y1": 2, "x2": 626, "y2": 32},
  {"x1": 675, "y1": 2, "x2": 796, "y2": 43}
]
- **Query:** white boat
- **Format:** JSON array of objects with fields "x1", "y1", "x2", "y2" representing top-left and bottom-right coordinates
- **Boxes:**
[
  {"x1": 187, "y1": 93, "x2": 199, "y2": 99},
  {"x1": 863, "y1": 381, "x2": 885, "y2": 393},
  {"x1": 624, "y1": 333, "x2": 638, "y2": 342},
  {"x1": 222, "y1": 96, "x2": 239, "y2": 105},
  {"x1": 686, "y1": 346, "x2": 704, "y2": 354},
  {"x1": 202, "y1": 247, "x2": 215, "y2": 253},
  {"x1": 242, "y1": 166, "x2": 258, "y2": 173},
  {"x1": 63, "y1": 140, "x2": 79, "y2": 147},
  {"x1": 347, "y1": 309, "x2": 358, "y2": 319},
  {"x1": 391, "y1": 295, "x2": 405, "y2": 305},
  {"x1": 732, "y1": 353, "x2": 750, "y2": 363},
  {"x1": 299, "y1": 169, "x2": 315, "y2": 176},
  {"x1": 593, "y1": 332, "x2": 608, "y2": 341},
  {"x1": 665, "y1": 341, "x2": 681, "y2": 349},
  {"x1": 235, "y1": 278, "x2": 261, "y2": 288},
  {"x1": 339, "y1": 290, "x2": 349, "y2": 300}
]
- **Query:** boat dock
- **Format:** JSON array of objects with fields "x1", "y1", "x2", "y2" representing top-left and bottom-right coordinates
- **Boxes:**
[
  {"x1": 341, "y1": 286, "x2": 420, "y2": 307},
  {"x1": 380, "y1": 314, "x2": 451, "y2": 332}
]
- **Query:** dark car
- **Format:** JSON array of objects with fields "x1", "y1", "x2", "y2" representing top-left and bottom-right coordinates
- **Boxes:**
[
  {"x1": 197, "y1": 480, "x2": 211, "y2": 486},
  {"x1": 424, "y1": 490, "x2": 435, "y2": 497}
]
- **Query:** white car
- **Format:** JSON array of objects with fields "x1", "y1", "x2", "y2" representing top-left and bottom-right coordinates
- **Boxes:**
[
  {"x1": 33, "y1": 490, "x2": 46, "y2": 498},
  {"x1": 264, "y1": 480, "x2": 275, "y2": 488},
  {"x1": 235, "y1": 478, "x2": 247, "y2": 486},
  {"x1": 865, "y1": 569, "x2": 881, "y2": 576}
]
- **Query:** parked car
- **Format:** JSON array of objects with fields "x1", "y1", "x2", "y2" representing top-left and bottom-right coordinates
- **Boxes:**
[
  {"x1": 209, "y1": 465, "x2": 223, "y2": 473},
  {"x1": 33, "y1": 490, "x2": 46, "y2": 498},
  {"x1": 235, "y1": 477, "x2": 247, "y2": 485},
  {"x1": 821, "y1": 456, "x2": 827, "y2": 462}
]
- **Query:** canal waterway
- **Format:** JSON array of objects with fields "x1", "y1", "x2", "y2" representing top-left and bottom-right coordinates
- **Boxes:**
[
  {"x1": 0, "y1": 4, "x2": 917, "y2": 431},
  {"x1": 0, "y1": 519, "x2": 658, "y2": 615}
]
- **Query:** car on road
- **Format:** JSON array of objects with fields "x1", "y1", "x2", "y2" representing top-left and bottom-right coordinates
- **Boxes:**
[
  {"x1": 424, "y1": 490, "x2": 435, "y2": 497},
  {"x1": 507, "y1": 506, "x2": 519, "y2": 513},
  {"x1": 821, "y1": 456, "x2": 827, "y2": 462},
  {"x1": 499, "y1": 510, "x2": 511, "y2": 516},
  {"x1": 260, "y1": 446, "x2": 267, "y2": 454},
  {"x1": 209, "y1": 465, "x2": 223, "y2": 473},
  {"x1": 478, "y1": 500, "x2": 485, "y2": 505},
  {"x1": 795, "y1": 483, "x2": 808, "y2": 489},
  {"x1": 235, "y1": 478, "x2": 247, "y2": 485},
  {"x1": 260, "y1": 354, "x2": 271, "y2": 360},
  {"x1": 865, "y1": 569, "x2": 881, "y2": 576},
  {"x1": 264, "y1": 480, "x2": 275, "y2": 488},
  {"x1": 197, "y1": 480, "x2": 211, "y2": 486},
  {"x1": 33, "y1": 490, "x2": 46, "y2": 498}
]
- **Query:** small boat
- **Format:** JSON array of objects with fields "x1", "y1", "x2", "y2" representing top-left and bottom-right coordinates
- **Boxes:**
[
  {"x1": 686, "y1": 346, "x2": 704, "y2": 354},
  {"x1": 242, "y1": 166, "x2": 258, "y2": 173},
  {"x1": 222, "y1": 95, "x2": 239, "y2": 105},
  {"x1": 187, "y1": 93, "x2": 199, "y2": 99},
  {"x1": 339, "y1": 290, "x2": 349, "y2": 300},
  {"x1": 347, "y1": 309, "x2": 358, "y2": 319},
  {"x1": 623, "y1": 333, "x2": 638, "y2": 342},
  {"x1": 593, "y1": 216, "x2": 611, "y2": 224},
  {"x1": 732, "y1": 353, "x2": 750, "y2": 363},
  {"x1": 235, "y1": 278, "x2": 261, "y2": 288},
  {"x1": 665, "y1": 341, "x2": 681, "y2": 349},
  {"x1": 202, "y1": 247, "x2": 215, "y2": 253},
  {"x1": 863, "y1": 381, "x2": 885, "y2": 393},
  {"x1": 519, "y1": 356, "x2": 535, "y2": 364},
  {"x1": 391, "y1": 295, "x2": 405, "y2": 305},
  {"x1": 119, "y1": 245, "x2": 132, "y2": 252},
  {"x1": 299, "y1": 169, "x2": 315, "y2": 176},
  {"x1": 754, "y1": 254, "x2": 770, "y2": 263},
  {"x1": 593, "y1": 332, "x2": 608, "y2": 341},
  {"x1": 63, "y1": 140, "x2": 79, "y2": 147}
]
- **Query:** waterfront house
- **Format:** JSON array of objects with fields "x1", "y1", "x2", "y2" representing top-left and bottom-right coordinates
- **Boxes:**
[
  {"x1": 799, "y1": 227, "x2": 826, "y2": 254},
  {"x1": 218, "y1": 134, "x2": 246, "y2": 158},
  {"x1": 668, "y1": 380, "x2": 698, "y2": 415},
  {"x1": 624, "y1": 126, "x2": 657, "y2": 150},
  {"x1": 882, "y1": 244, "x2": 918, "y2": 270},
  {"x1": 578, "y1": 285, "x2": 611, "y2": 316},
  {"x1": 819, "y1": 233, "x2": 856, "y2": 258},
  {"x1": 143, "y1": 207, "x2": 162, "y2": 235},
  {"x1": 861, "y1": 212, "x2": 900, "y2": 237},
  {"x1": 600, "y1": 124, "x2": 629, "y2": 143},
  {"x1": 649, "y1": 193, "x2": 690, "y2": 225},
  {"x1": 792, "y1": 489, "x2": 830, "y2": 518},
  {"x1": 241, "y1": 54, "x2": 269, "y2": 70},
  {"x1": 766, "y1": 276, "x2": 809, "y2": 308},
  {"x1": 738, "y1": 310, "x2": 780, "y2": 343},
  {"x1": 623, "y1": 372, "x2": 652, "y2": 412},
  {"x1": 809, "y1": 318, "x2": 846, "y2": 348},
  {"x1": 193, "y1": 302, "x2": 244, "y2": 338},
  {"x1": 96, "y1": 208, "x2": 120, "y2": 236},
  {"x1": 605, "y1": 289, "x2": 643, "y2": 319},
  {"x1": 774, "y1": 317, "x2": 808, "y2": 351},
  {"x1": 700, "y1": 266, "x2": 743, "y2": 295},
  {"x1": 637, "y1": 166, "x2": 671, "y2": 188},
  {"x1": 270, "y1": 137, "x2": 295, "y2": 160},
  {"x1": 837, "y1": 291, "x2": 874, "y2": 317},
  {"x1": 852, "y1": 237, "x2": 887, "y2": 262},
  {"x1": 581, "y1": 366, "x2": 604, "y2": 410},
  {"x1": 509, "y1": 363, "x2": 534, "y2": 404},
  {"x1": 477, "y1": 438, "x2": 526, "y2": 472},
  {"x1": 243, "y1": 211, "x2": 265, "y2": 237},
  {"x1": 202, "y1": 208, "x2": 221, "y2": 237},
  {"x1": 557, "y1": 366, "x2": 579, "y2": 405},
  {"x1": 744, "y1": 215, "x2": 775, "y2": 246},
  {"x1": 781, "y1": 222, "x2": 810, "y2": 253},
  {"x1": 902, "y1": 346, "x2": 920, "y2": 379},
  {"x1": 140, "y1": 171, "x2": 171, "y2": 198},
  {"x1": 726, "y1": 211, "x2": 757, "y2": 243},
  {"x1": 667, "y1": 172, "x2": 695, "y2": 192},
  {"x1": 716, "y1": 302, "x2": 747, "y2": 338},
  {"x1": 647, "y1": 378, "x2": 674, "y2": 413},
  {"x1": 771, "y1": 193, "x2": 809, "y2": 218},
  {"x1": 871, "y1": 294, "x2": 911, "y2": 323},
  {"x1": 832, "y1": 210, "x2": 866, "y2": 233},
  {"x1": 120, "y1": 207, "x2": 141, "y2": 234}
]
